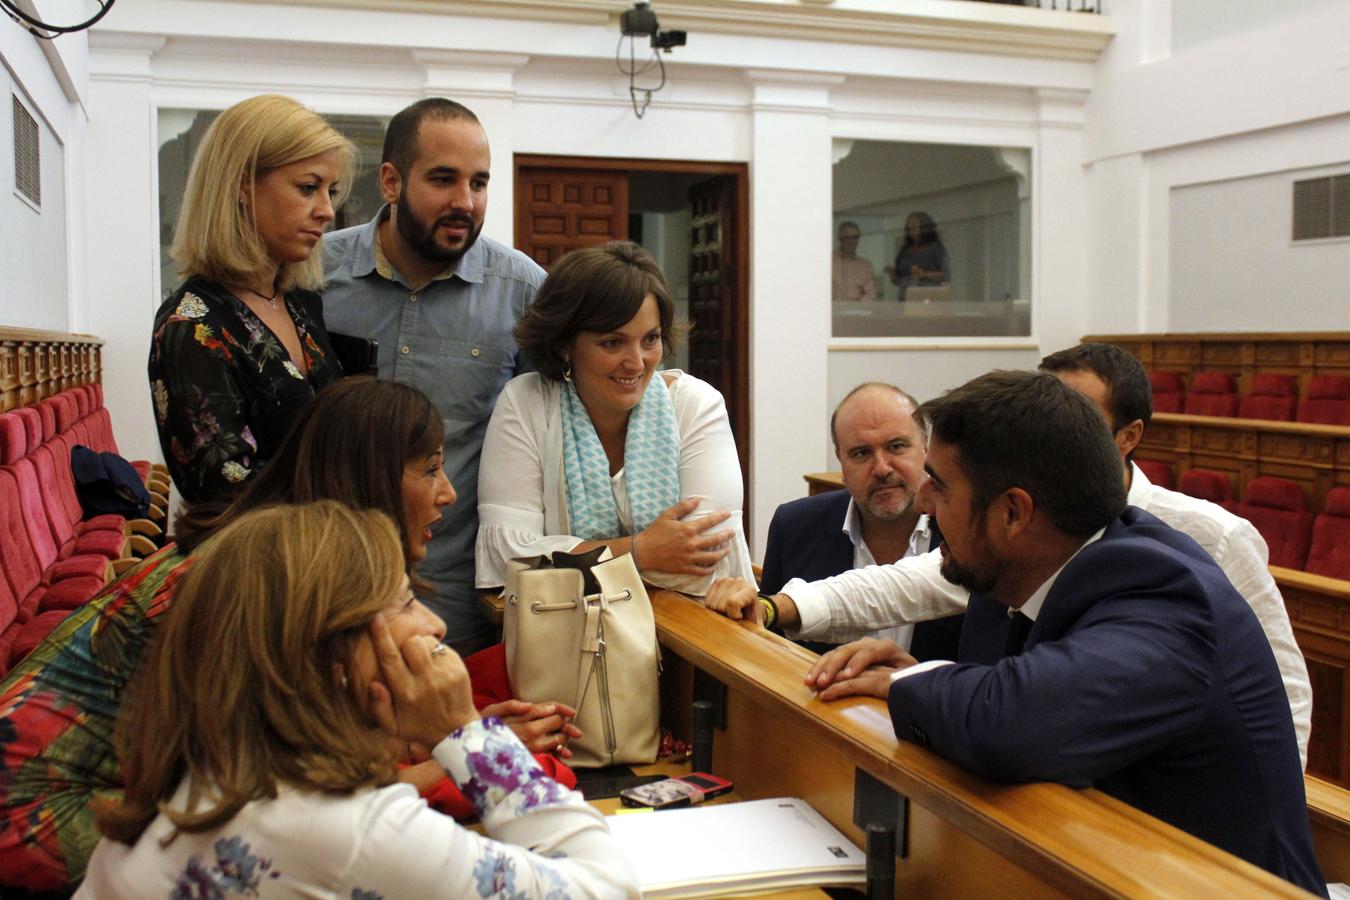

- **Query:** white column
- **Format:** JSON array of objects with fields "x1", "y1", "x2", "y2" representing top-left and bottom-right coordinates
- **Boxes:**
[
  {"x1": 84, "y1": 33, "x2": 166, "y2": 464},
  {"x1": 745, "y1": 70, "x2": 843, "y2": 561},
  {"x1": 413, "y1": 50, "x2": 529, "y2": 246},
  {"x1": 1032, "y1": 87, "x2": 1091, "y2": 357}
]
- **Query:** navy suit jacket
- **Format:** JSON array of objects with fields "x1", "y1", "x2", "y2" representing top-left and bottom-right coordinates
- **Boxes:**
[
  {"x1": 888, "y1": 507, "x2": 1324, "y2": 894},
  {"x1": 760, "y1": 490, "x2": 962, "y2": 662}
]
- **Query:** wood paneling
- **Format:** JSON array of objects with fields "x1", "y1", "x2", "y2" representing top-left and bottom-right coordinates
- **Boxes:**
[
  {"x1": 1136, "y1": 413, "x2": 1350, "y2": 514},
  {"x1": 0, "y1": 327, "x2": 102, "y2": 412},
  {"x1": 1085, "y1": 331, "x2": 1350, "y2": 398}
]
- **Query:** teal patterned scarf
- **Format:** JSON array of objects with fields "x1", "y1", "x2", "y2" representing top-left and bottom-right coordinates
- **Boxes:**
[{"x1": 561, "y1": 374, "x2": 680, "y2": 540}]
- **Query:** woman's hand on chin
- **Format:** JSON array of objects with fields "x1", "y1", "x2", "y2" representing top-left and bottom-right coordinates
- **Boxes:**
[
  {"x1": 368, "y1": 612, "x2": 480, "y2": 748},
  {"x1": 634, "y1": 497, "x2": 735, "y2": 577}
]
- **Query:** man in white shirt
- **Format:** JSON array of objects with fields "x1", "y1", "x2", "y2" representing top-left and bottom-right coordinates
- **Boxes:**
[
  {"x1": 755, "y1": 383, "x2": 960, "y2": 659},
  {"x1": 831, "y1": 221, "x2": 877, "y2": 303},
  {"x1": 705, "y1": 344, "x2": 1312, "y2": 766}
]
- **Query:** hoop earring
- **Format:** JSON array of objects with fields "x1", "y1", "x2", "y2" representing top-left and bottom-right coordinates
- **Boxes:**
[{"x1": 563, "y1": 366, "x2": 573, "y2": 383}]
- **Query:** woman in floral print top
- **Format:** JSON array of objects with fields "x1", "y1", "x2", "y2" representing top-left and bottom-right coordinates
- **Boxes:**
[
  {"x1": 149, "y1": 94, "x2": 352, "y2": 503},
  {"x1": 77, "y1": 503, "x2": 639, "y2": 899}
]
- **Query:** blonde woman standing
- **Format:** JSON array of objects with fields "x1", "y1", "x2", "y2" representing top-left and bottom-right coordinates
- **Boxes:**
[{"x1": 149, "y1": 94, "x2": 356, "y2": 503}]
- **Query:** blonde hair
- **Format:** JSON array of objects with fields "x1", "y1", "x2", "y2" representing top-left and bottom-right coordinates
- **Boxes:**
[
  {"x1": 170, "y1": 94, "x2": 357, "y2": 292},
  {"x1": 99, "y1": 501, "x2": 406, "y2": 844}
]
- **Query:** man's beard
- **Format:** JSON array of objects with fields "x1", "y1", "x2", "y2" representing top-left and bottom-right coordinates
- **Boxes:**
[
  {"x1": 395, "y1": 186, "x2": 482, "y2": 264},
  {"x1": 860, "y1": 481, "x2": 916, "y2": 521},
  {"x1": 938, "y1": 535, "x2": 1004, "y2": 596}
]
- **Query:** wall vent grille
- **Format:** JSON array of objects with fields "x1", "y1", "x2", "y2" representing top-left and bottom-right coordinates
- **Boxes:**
[
  {"x1": 12, "y1": 95, "x2": 40, "y2": 208},
  {"x1": 1292, "y1": 174, "x2": 1350, "y2": 241}
]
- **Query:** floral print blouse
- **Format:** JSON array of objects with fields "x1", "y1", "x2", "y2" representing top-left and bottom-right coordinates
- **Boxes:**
[
  {"x1": 148, "y1": 277, "x2": 342, "y2": 504},
  {"x1": 76, "y1": 718, "x2": 640, "y2": 899}
]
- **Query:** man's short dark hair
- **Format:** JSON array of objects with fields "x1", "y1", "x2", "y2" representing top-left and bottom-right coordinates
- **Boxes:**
[
  {"x1": 917, "y1": 370, "x2": 1126, "y2": 537},
  {"x1": 829, "y1": 382, "x2": 921, "y2": 450},
  {"x1": 514, "y1": 241, "x2": 680, "y2": 381},
  {"x1": 1039, "y1": 343, "x2": 1152, "y2": 432},
  {"x1": 381, "y1": 98, "x2": 480, "y2": 176}
]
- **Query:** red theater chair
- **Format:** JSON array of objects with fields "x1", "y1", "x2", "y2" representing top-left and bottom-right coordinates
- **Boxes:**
[
  {"x1": 1234, "y1": 476, "x2": 1314, "y2": 570},
  {"x1": 1184, "y1": 371, "x2": 1239, "y2": 418},
  {"x1": 1238, "y1": 373, "x2": 1298, "y2": 422},
  {"x1": 1297, "y1": 374, "x2": 1350, "y2": 426},
  {"x1": 1148, "y1": 371, "x2": 1185, "y2": 414},
  {"x1": 1307, "y1": 487, "x2": 1350, "y2": 581},
  {"x1": 1179, "y1": 468, "x2": 1236, "y2": 512},
  {"x1": 1135, "y1": 459, "x2": 1175, "y2": 491}
]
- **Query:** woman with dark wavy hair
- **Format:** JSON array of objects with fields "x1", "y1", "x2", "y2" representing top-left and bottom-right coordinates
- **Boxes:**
[
  {"x1": 884, "y1": 210, "x2": 950, "y2": 300},
  {"x1": 476, "y1": 241, "x2": 755, "y2": 597}
]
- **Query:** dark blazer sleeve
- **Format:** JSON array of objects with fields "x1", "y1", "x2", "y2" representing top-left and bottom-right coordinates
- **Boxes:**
[
  {"x1": 759, "y1": 492, "x2": 853, "y2": 594},
  {"x1": 758, "y1": 506, "x2": 789, "y2": 593},
  {"x1": 888, "y1": 549, "x2": 1216, "y2": 785}
]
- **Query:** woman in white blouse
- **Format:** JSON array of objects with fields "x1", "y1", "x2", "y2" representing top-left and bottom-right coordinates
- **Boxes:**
[
  {"x1": 477, "y1": 241, "x2": 755, "y2": 596},
  {"x1": 79, "y1": 502, "x2": 638, "y2": 899}
]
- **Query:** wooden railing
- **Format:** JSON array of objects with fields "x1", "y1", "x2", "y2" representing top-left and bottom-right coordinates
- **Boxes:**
[
  {"x1": 1085, "y1": 331, "x2": 1350, "y2": 397},
  {"x1": 655, "y1": 592, "x2": 1321, "y2": 896},
  {"x1": 0, "y1": 327, "x2": 103, "y2": 412},
  {"x1": 1138, "y1": 412, "x2": 1350, "y2": 514}
]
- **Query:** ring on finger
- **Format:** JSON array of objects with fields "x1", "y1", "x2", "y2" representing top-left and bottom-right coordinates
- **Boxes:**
[{"x1": 430, "y1": 642, "x2": 449, "y2": 657}]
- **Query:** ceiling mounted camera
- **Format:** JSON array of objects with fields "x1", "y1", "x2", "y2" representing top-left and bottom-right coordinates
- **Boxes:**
[{"x1": 616, "y1": 1, "x2": 689, "y2": 119}]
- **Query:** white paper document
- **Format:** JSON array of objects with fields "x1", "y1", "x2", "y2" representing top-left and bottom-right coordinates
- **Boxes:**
[{"x1": 605, "y1": 797, "x2": 867, "y2": 899}]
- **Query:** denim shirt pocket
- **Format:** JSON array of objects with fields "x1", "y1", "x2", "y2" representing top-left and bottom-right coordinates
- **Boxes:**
[{"x1": 430, "y1": 339, "x2": 517, "y2": 431}]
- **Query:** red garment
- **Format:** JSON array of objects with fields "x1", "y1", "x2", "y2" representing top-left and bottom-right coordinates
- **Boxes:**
[{"x1": 414, "y1": 643, "x2": 577, "y2": 819}]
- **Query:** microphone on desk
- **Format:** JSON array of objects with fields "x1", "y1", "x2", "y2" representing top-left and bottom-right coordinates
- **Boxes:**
[
  {"x1": 866, "y1": 823, "x2": 896, "y2": 900},
  {"x1": 692, "y1": 699, "x2": 714, "y2": 774}
]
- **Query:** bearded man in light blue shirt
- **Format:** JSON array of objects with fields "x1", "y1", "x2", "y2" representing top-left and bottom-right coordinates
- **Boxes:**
[{"x1": 324, "y1": 98, "x2": 545, "y2": 653}]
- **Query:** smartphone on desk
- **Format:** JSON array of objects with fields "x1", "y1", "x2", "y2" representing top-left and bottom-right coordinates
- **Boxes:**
[{"x1": 618, "y1": 772, "x2": 733, "y2": 809}]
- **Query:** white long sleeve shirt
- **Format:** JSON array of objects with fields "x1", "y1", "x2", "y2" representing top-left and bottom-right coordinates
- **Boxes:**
[
  {"x1": 77, "y1": 718, "x2": 640, "y2": 898},
  {"x1": 785, "y1": 463, "x2": 1312, "y2": 767},
  {"x1": 476, "y1": 370, "x2": 755, "y2": 596}
]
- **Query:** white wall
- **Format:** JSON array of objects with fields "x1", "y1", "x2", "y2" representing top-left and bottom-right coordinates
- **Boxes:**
[
  {"x1": 1085, "y1": 0, "x2": 1350, "y2": 335},
  {"x1": 0, "y1": 12, "x2": 90, "y2": 332},
  {"x1": 1169, "y1": 162, "x2": 1350, "y2": 332}
]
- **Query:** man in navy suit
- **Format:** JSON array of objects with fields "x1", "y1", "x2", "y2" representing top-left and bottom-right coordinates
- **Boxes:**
[
  {"x1": 807, "y1": 370, "x2": 1325, "y2": 895},
  {"x1": 756, "y1": 383, "x2": 961, "y2": 660}
]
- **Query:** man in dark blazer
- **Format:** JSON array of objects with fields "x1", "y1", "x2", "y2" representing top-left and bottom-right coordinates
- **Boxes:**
[
  {"x1": 807, "y1": 371, "x2": 1324, "y2": 895},
  {"x1": 758, "y1": 383, "x2": 961, "y2": 660}
]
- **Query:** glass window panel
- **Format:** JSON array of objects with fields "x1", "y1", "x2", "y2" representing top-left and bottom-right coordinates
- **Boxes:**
[{"x1": 831, "y1": 140, "x2": 1031, "y2": 338}]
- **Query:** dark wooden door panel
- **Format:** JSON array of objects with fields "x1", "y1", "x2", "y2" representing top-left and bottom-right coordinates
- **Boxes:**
[{"x1": 516, "y1": 167, "x2": 628, "y2": 269}]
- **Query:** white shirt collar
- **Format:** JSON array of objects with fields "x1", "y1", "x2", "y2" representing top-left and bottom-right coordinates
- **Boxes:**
[
  {"x1": 1016, "y1": 526, "x2": 1107, "y2": 622},
  {"x1": 842, "y1": 498, "x2": 933, "y2": 563},
  {"x1": 1126, "y1": 460, "x2": 1150, "y2": 506}
]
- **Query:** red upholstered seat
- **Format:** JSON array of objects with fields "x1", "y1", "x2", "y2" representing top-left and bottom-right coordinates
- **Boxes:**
[
  {"x1": 1136, "y1": 459, "x2": 1175, "y2": 491},
  {"x1": 1185, "y1": 371, "x2": 1239, "y2": 418},
  {"x1": 1149, "y1": 371, "x2": 1185, "y2": 414},
  {"x1": 1179, "y1": 468, "x2": 1235, "y2": 510},
  {"x1": 1239, "y1": 373, "x2": 1298, "y2": 422},
  {"x1": 1307, "y1": 487, "x2": 1350, "y2": 581},
  {"x1": 3, "y1": 608, "x2": 73, "y2": 672},
  {"x1": 1298, "y1": 375, "x2": 1350, "y2": 426},
  {"x1": 1234, "y1": 476, "x2": 1314, "y2": 570},
  {"x1": 13, "y1": 407, "x2": 41, "y2": 450},
  {"x1": 26, "y1": 441, "x2": 126, "y2": 560}
]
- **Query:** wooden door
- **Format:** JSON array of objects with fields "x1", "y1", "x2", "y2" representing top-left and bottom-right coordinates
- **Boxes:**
[
  {"x1": 515, "y1": 167, "x2": 628, "y2": 269},
  {"x1": 687, "y1": 176, "x2": 749, "y2": 487}
]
